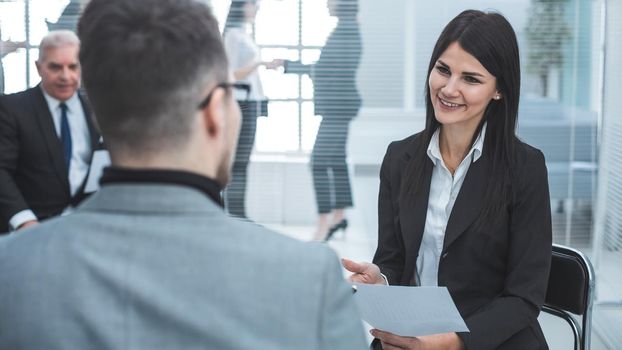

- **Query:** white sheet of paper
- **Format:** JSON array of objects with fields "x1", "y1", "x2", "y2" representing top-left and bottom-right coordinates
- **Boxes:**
[
  {"x1": 84, "y1": 150, "x2": 111, "y2": 193},
  {"x1": 353, "y1": 284, "x2": 469, "y2": 337}
]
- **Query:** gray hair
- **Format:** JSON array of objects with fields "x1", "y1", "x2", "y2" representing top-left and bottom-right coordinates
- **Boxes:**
[{"x1": 38, "y1": 30, "x2": 80, "y2": 61}]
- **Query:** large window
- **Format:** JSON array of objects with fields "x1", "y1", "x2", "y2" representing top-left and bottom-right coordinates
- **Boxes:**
[
  {"x1": 1, "y1": 0, "x2": 336, "y2": 153},
  {"x1": 213, "y1": 0, "x2": 337, "y2": 154},
  {"x1": 0, "y1": 0, "x2": 77, "y2": 93}
]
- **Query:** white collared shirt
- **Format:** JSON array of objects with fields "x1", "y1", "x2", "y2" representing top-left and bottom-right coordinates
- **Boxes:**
[
  {"x1": 224, "y1": 26, "x2": 265, "y2": 101},
  {"x1": 9, "y1": 88, "x2": 91, "y2": 230},
  {"x1": 42, "y1": 89, "x2": 92, "y2": 196},
  {"x1": 415, "y1": 124, "x2": 486, "y2": 286}
]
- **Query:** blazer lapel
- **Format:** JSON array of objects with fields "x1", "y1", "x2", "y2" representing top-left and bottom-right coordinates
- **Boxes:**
[
  {"x1": 72, "y1": 93, "x2": 102, "y2": 201},
  {"x1": 79, "y1": 93, "x2": 100, "y2": 154},
  {"x1": 398, "y1": 141, "x2": 433, "y2": 285},
  {"x1": 32, "y1": 87, "x2": 70, "y2": 192},
  {"x1": 443, "y1": 154, "x2": 489, "y2": 251}
]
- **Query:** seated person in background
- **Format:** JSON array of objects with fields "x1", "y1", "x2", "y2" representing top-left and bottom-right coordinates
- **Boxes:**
[
  {"x1": 0, "y1": 30, "x2": 100, "y2": 233},
  {"x1": 0, "y1": 0, "x2": 367, "y2": 349},
  {"x1": 343, "y1": 10, "x2": 552, "y2": 350}
]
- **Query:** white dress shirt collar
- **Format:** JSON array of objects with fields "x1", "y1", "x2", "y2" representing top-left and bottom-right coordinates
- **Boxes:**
[
  {"x1": 40, "y1": 85, "x2": 91, "y2": 197},
  {"x1": 415, "y1": 123, "x2": 487, "y2": 286},
  {"x1": 426, "y1": 123, "x2": 487, "y2": 167},
  {"x1": 40, "y1": 87, "x2": 81, "y2": 123}
]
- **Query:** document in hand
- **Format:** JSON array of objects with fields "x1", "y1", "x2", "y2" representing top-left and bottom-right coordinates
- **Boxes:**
[{"x1": 352, "y1": 284, "x2": 469, "y2": 337}]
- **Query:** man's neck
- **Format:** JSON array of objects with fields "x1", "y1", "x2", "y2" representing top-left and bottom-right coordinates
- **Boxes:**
[
  {"x1": 109, "y1": 152, "x2": 218, "y2": 182},
  {"x1": 40, "y1": 85, "x2": 77, "y2": 105}
]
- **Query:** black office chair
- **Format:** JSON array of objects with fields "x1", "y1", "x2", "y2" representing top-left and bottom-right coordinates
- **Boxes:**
[{"x1": 542, "y1": 244, "x2": 595, "y2": 350}]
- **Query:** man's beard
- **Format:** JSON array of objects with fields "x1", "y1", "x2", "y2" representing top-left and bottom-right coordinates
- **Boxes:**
[{"x1": 215, "y1": 147, "x2": 233, "y2": 188}]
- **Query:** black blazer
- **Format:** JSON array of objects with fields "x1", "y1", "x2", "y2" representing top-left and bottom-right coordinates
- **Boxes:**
[
  {"x1": 284, "y1": 18, "x2": 362, "y2": 120},
  {"x1": 373, "y1": 133, "x2": 552, "y2": 349},
  {"x1": 0, "y1": 86, "x2": 100, "y2": 233}
]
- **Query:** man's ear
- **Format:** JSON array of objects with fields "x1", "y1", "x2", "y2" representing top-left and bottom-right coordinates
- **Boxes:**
[
  {"x1": 201, "y1": 88, "x2": 227, "y2": 138},
  {"x1": 35, "y1": 60, "x2": 43, "y2": 77}
]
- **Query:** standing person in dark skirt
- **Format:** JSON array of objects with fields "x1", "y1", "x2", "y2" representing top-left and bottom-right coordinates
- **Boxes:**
[{"x1": 284, "y1": 0, "x2": 362, "y2": 240}]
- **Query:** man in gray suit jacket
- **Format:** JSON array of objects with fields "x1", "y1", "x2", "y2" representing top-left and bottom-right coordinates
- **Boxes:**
[{"x1": 0, "y1": 0, "x2": 367, "y2": 349}]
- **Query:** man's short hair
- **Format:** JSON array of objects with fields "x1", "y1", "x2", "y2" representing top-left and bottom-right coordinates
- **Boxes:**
[
  {"x1": 78, "y1": 0, "x2": 229, "y2": 153},
  {"x1": 38, "y1": 30, "x2": 80, "y2": 61}
]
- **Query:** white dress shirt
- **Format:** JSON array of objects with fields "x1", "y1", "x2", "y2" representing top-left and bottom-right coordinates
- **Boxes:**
[
  {"x1": 9, "y1": 89, "x2": 91, "y2": 230},
  {"x1": 223, "y1": 26, "x2": 265, "y2": 101},
  {"x1": 415, "y1": 125, "x2": 486, "y2": 286}
]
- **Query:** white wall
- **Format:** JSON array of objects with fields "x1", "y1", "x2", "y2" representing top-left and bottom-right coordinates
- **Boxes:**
[{"x1": 357, "y1": 0, "x2": 407, "y2": 109}]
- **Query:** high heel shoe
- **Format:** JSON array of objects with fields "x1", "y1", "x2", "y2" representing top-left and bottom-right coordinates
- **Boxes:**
[{"x1": 324, "y1": 219, "x2": 348, "y2": 242}]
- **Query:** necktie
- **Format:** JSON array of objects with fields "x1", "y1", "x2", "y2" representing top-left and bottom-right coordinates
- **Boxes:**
[{"x1": 59, "y1": 102, "x2": 72, "y2": 171}]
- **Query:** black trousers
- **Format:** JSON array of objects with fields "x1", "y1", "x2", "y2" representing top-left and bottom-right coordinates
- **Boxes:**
[
  {"x1": 225, "y1": 101, "x2": 259, "y2": 218},
  {"x1": 312, "y1": 118, "x2": 353, "y2": 214}
]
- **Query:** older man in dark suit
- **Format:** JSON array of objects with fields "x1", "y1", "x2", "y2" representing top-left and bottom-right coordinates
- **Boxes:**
[{"x1": 0, "y1": 30, "x2": 99, "y2": 233}]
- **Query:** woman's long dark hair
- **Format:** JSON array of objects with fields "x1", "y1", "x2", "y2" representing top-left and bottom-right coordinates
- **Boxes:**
[
  {"x1": 223, "y1": 0, "x2": 255, "y2": 33},
  {"x1": 403, "y1": 10, "x2": 521, "y2": 227}
]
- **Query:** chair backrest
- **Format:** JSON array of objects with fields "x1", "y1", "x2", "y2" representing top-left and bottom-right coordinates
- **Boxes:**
[{"x1": 543, "y1": 244, "x2": 595, "y2": 350}]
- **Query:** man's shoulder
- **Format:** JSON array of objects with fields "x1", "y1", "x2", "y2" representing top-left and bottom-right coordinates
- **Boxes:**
[
  {"x1": 228, "y1": 219, "x2": 336, "y2": 263},
  {"x1": 0, "y1": 209, "x2": 339, "y2": 276},
  {"x1": 0, "y1": 224, "x2": 58, "y2": 278},
  {"x1": 0, "y1": 86, "x2": 40, "y2": 100},
  {"x1": 0, "y1": 86, "x2": 41, "y2": 109}
]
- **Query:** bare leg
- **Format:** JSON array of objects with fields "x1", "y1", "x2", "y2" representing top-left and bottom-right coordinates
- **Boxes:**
[
  {"x1": 323, "y1": 209, "x2": 349, "y2": 242},
  {"x1": 331, "y1": 208, "x2": 345, "y2": 226},
  {"x1": 313, "y1": 213, "x2": 330, "y2": 241}
]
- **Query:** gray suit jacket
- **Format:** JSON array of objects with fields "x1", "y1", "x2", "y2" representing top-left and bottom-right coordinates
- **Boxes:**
[{"x1": 0, "y1": 184, "x2": 367, "y2": 349}]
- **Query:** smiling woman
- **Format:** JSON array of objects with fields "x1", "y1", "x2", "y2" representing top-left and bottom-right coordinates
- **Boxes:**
[
  {"x1": 429, "y1": 43, "x2": 499, "y2": 129},
  {"x1": 343, "y1": 9, "x2": 552, "y2": 350},
  {"x1": 428, "y1": 42, "x2": 501, "y2": 172}
]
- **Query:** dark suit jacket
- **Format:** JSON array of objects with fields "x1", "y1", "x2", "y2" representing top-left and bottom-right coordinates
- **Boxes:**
[
  {"x1": 373, "y1": 132, "x2": 552, "y2": 350},
  {"x1": 285, "y1": 18, "x2": 362, "y2": 120},
  {"x1": 0, "y1": 86, "x2": 100, "y2": 233}
]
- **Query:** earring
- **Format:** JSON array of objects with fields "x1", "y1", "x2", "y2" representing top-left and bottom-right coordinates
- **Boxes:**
[{"x1": 494, "y1": 95, "x2": 501, "y2": 100}]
